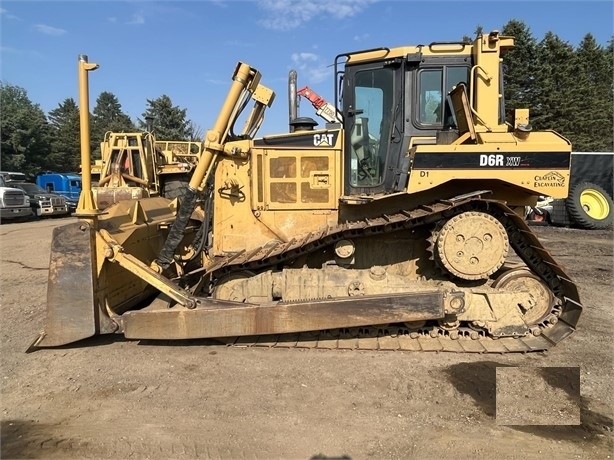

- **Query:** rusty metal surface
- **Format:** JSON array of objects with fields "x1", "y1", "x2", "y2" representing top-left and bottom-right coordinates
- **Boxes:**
[
  {"x1": 93, "y1": 187, "x2": 144, "y2": 210},
  {"x1": 29, "y1": 222, "x2": 97, "y2": 349},
  {"x1": 122, "y1": 290, "x2": 445, "y2": 340}
]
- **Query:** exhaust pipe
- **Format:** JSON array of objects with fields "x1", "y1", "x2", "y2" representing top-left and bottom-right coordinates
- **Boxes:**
[{"x1": 288, "y1": 69, "x2": 297, "y2": 132}]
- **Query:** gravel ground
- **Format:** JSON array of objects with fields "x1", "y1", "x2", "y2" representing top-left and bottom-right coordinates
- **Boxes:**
[{"x1": 1, "y1": 217, "x2": 612, "y2": 459}]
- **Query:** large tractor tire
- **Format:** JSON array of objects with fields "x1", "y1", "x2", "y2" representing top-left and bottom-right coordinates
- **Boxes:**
[
  {"x1": 566, "y1": 181, "x2": 613, "y2": 230},
  {"x1": 162, "y1": 176, "x2": 190, "y2": 203},
  {"x1": 548, "y1": 199, "x2": 572, "y2": 227}
]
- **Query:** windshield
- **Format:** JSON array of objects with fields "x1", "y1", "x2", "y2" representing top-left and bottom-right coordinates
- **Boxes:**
[{"x1": 15, "y1": 183, "x2": 47, "y2": 194}]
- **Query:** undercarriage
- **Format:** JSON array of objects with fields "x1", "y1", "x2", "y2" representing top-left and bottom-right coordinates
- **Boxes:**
[{"x1": 113, "y1": 196, "x2": 581, "y2": 353}]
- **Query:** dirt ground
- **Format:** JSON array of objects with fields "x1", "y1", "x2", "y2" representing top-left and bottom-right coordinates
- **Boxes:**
[{"x1": 1, "y1": 217, "x2": 612, "y2": 459}]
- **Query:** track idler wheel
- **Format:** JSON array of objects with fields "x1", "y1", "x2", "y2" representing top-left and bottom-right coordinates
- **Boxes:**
[
  {"x1": 212, "y1": 270, "x2": 255, "y2": 302},
  {"x1": 492, "y1": 268, "x2": 554, "y2": 325},
  {"x1": 435, "y1": 211, "x2": 509, "y2": 280}
]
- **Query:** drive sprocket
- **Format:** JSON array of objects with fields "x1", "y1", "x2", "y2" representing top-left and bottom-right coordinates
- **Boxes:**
[{"x1": 435, "y1": 211, "x2": 509, "y2": 280}]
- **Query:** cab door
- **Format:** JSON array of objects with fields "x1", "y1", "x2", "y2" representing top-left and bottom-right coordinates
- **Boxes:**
[{"x1": 342, "y1": 61, "x2": 403, "y2": 195}]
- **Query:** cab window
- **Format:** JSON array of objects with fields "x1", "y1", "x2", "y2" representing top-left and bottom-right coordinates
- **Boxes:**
[
  {"x1": 418, "y1": 66, "x2": 470, "y2": 127},
  {"x1": 350, "y1": 68, "x2": 394, "y2": 187},
  {"x1": 418, "y1": 70, "x2": 442, "y2": 124}
]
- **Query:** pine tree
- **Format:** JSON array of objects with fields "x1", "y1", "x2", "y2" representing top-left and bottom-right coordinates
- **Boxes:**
[
  {"x1": 91, "y1": 91, "x2": 136, "y2": 157},
  {"x1": 139, "y1": 95, "x2": 193, "y2": 140},
  {"x1": 572, "y1": 34, "x2": 613, "y2": 151},
  {"x1": 501, "y1": 20, "x2": 539, "y2": 119},
  {"x1": 0, "y1": 83, "x2": 51, "y2": 175},
  {"x1": 188, "y1": 120, "x2": 204, "y2": 141},
  {"x1": 531, "y1": 32, "x2": 577, "y2": 137},
  {"x1": 47, "y1": 98, "x2": 81, "y2": 172}
]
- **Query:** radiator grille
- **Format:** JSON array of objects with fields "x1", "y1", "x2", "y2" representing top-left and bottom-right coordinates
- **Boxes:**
[{"x1": 4, "y1": 191, "x2": 25, "y2": 206}]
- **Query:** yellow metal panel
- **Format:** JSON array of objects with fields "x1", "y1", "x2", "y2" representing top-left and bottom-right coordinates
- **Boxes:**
[
  {"x1": 416, "y1": 131, "x2": 571, "y2": 152},
  {"x1": 345, "y1": 44, "x2": 472, "y2": 64},
  {"x1": 407, "y1": 168, "x2": 571, "y2": 198},
  {"x1": 259, "y1": 149, "x2": 340, "y2": 210}
]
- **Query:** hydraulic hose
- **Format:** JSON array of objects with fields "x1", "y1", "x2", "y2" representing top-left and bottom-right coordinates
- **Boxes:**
[
  {"x1": 188, "y1": 184, "x2": 214, "y2": 261},
  {"x1": 155, "y1": 187, "x2": 199, "y2": 269}
]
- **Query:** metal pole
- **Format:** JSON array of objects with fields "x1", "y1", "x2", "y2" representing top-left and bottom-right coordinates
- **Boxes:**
[{"x1": 75, "y1": 54, "x2": 99, "y2": 214}]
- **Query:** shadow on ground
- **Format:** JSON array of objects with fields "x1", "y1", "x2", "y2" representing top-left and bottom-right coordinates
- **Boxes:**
[
  {"x1": 445, "y1": 361, "x2": 613, "y2": 445},
  {"x1": 1, "y1": 419, "x2": 58, "y2": 459}
]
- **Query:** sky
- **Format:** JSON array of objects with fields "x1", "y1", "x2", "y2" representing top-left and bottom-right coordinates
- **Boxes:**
[{"x1": 1, "y1": 0, "x2": 613, "y2": 137}]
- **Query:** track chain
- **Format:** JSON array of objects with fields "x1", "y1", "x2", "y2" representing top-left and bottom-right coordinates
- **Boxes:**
[{"x1": 198, "y1": 196, "x2": 582, "y2": 353}]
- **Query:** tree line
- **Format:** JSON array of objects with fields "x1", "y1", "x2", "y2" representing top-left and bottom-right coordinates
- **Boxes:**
[
  {"x1": 0, "y1": 86, "x2": 199, "y2": 176},
  {"x1": 1, "y1": 20, "x2": 612, "y2": 177}
]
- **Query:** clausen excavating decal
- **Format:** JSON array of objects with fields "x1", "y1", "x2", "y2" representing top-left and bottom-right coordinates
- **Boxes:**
[{"x1": 534, "y1": 171, "x2": 566, "y2": 188}]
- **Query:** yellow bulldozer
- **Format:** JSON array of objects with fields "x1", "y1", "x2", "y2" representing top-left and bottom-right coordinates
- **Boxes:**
[
  {"x1": 30, "y1": 30, "x2": 582, "y2": 353},
  {"x1": 90, "y1": 125, "x2": 204, "y2": 210}
]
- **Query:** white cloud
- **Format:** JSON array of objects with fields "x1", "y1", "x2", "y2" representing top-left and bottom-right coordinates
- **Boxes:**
[
  {"x1": 0, "y1": 8, "x2": 19, "y2": 20},
  {"x1": 107, "y1": 11, "x2": 144, "y2": 26},
  {"x1": 291, "y1": 51, "x2": 331, "y2": 84},
  {"x1": 291, "y1": 52, "x2": 318, "y2": 64},
  {"x1": 306, "y1": 65, "x2": 331, "y2": 84},
  {"x1": 258, "y1": 0, "x2": 377, "y2": 31},
  {"x1": 33, "y1": 24, "x2": 67, "y2": 36},
  {"x1": 126, "y1": 12, "x2": 145, "y2": 25}
]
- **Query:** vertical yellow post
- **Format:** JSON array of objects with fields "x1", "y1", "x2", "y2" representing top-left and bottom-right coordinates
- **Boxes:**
[{"x1": 75, "y1": 54, "x2": 99, "y2": 214}]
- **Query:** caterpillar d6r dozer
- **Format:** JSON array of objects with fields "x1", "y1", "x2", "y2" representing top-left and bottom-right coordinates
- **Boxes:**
[{"x1": 30, "y1": 31, "x2": 582, "y2": 353}]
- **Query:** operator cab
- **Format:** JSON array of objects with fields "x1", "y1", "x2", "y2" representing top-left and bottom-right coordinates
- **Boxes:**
[{"x1": 338, "y1": 44, "x2": 472, "y2": 196}]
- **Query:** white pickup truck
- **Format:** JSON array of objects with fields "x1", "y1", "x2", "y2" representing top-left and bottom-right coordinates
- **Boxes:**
[{"x1": 0, "y1": 175, "x2": 32, "y2": 222}]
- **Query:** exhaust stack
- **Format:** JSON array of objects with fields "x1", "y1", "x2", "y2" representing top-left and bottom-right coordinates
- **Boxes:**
[{"x1": 288, "y1": 69, "x2": 297, "y2": 132}]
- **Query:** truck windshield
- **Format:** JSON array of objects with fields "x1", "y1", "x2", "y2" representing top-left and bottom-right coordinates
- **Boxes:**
[
  {"x1": 2, "y1": 172, "x2": 27, "y2": 182},
  {"x1": 15, "y1": 183, "x2": 47, "y2": 194}
]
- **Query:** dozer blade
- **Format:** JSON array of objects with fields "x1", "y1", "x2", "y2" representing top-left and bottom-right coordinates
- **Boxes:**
[{"x1": 29, "y1": 222, "x2": 97, "y2": 350}]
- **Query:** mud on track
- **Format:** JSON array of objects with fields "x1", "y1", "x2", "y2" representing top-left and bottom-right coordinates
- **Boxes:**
[{"x1": 1, "y1": 218, "x2": 612, "y2": 459}]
